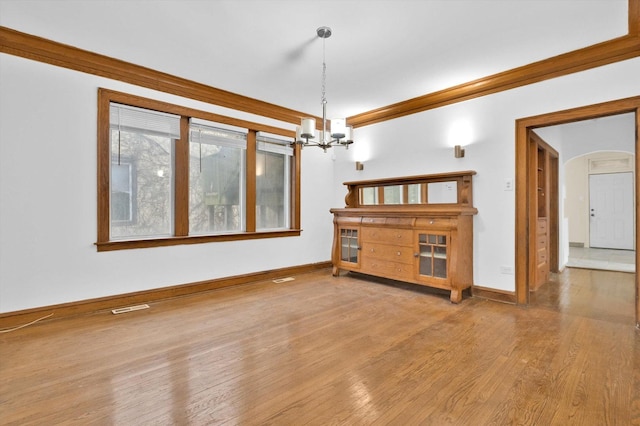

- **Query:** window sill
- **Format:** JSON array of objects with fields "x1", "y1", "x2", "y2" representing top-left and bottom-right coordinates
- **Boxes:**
[{"x1": 96, "y1": 229, "x2": 302, "y2": 252}]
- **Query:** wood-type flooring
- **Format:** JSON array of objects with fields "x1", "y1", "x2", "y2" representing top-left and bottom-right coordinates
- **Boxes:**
[{"x1": 1, "y1": 267, "x2": 638, "y2": 425}]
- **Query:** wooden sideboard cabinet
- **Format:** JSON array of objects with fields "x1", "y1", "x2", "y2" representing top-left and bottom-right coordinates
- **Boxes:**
[{"x1": 330, "y1": 171, "x2": 477, "y2": 303}]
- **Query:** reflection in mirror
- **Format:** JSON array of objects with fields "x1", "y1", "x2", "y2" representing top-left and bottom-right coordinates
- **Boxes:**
[
  {"x1": 383, "y1": 185, "x2": 402, "y2": 204},
  {"x1": 407, "y1": 183, "x2": 422, "y2": 204},
  {"x1": 427, "y1": 181, "x2": 458, "y2": 204},
  {"x1": 361, "y1": 187, "x2": 378, "y2": 205}
]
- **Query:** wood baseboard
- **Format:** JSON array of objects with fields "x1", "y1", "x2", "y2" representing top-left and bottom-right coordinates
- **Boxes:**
[
  {"x1": 472, "y1": 285, "x2": 517, "y2": 304},
  {"x1": 0, "y1": 261, "x2": 332, "y2": 330}
]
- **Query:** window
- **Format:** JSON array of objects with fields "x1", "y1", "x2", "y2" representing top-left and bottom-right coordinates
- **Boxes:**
[
  {"x1": 189, "y1": 121, "x2": 246, "y2": 235},
  {"x1": 97, "y1": 89, "x2": 300, "y2": 251},
  {"x1": 256, "y1": 135, "x2": 293, "y2": 230},
  {"x1": 109, "y1": 103, "x2": 180, "y2": 239}
]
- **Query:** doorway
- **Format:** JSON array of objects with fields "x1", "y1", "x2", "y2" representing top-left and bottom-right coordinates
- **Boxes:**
[{"x1": 515, "y1": 96, "x2": 640, "y2": 325}]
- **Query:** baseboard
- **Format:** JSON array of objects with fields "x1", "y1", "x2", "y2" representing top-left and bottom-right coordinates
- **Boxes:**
[
  {"x1": 472, "y1": 285, "x2": 517, "y2": 304},
  {"x1": 0, "y1": 261, "x2": 332, "y2": 330}
]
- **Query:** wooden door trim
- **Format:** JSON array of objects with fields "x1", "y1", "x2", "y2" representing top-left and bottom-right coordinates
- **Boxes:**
[{"x1": 515, "y1": 96, "x2": 640, "y2": 325}]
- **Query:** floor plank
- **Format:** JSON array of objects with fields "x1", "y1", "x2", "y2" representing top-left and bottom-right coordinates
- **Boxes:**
[{"x1": 1, "y1": 268, "x2": 638, "y2": 425}]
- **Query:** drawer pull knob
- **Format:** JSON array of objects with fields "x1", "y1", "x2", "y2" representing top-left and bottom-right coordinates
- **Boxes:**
[
  {"x1": 430, "y1": 220, "x2": 434, "y2": 224},
  {"x1": 397, "y1": 251, "x2": 401, "y2": 256}
]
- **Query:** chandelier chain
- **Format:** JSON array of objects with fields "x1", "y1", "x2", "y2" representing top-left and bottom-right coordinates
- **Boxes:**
[{"x1": 321, "y1": 36, "x2": 327, "y2": 105}]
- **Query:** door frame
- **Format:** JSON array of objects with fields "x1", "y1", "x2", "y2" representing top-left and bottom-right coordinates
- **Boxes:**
[{"x1": 515, "y1": 96, "x2": 640, "y2": 325}]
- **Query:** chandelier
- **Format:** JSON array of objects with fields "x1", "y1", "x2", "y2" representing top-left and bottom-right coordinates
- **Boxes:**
[{"x1": 296, "y1": 26, "x2": 353, "y2": 152}]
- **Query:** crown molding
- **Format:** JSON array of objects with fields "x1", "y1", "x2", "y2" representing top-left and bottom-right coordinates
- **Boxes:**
[
  {"x1": 348, "y1": 0, "x2": 640, "y2": 128},
  {"x1": 1, "y1": 0, "x2": 638, "y2": 128},
  {"x1": 347, "y1": 35, "x2": 640, "y2": 128},
  {"x1": 0, "y1": 26, "x2": 322, "y2": 128}
]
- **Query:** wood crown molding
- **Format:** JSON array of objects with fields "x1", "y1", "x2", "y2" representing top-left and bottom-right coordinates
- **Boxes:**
[
  {"x1": 1, "y1": 0, "x2": 639, "y2": 129},
  {"x1": 348, "y1": 0, "x2": 640, "y2": 127},
  {"x1": 0, "y1": 26, "x2": 322, "y2": 128},
  {"x1": 347, "y1": 35, "x2": 640, "y2": 128}
]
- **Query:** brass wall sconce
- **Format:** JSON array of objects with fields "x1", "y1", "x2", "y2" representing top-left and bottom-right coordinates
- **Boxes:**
[
  {"x1": 454, "y1": 145, "x2": 465, "y2": 158},
  {"x1": 355, "y1": 161, "x2": 364, "y2": 171}
]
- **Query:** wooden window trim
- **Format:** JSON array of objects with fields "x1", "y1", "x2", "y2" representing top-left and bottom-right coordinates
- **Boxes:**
[{"x1": 96, "y1": 88, "x2": 300, "y2": 252}]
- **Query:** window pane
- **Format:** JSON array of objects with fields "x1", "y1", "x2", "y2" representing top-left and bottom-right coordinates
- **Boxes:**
[
  {"x1": 256, "y1": 149, "x2": 289, "y2": 230},
  {"x1": 110, "y1": 129, "x2": 173, "y2": 238},
  {"x1": 189, "y1": 140, "x2": 244, "y2": 234},
  {"x1": 111, "y1": 162, "x2": 133, "y2": 222}
]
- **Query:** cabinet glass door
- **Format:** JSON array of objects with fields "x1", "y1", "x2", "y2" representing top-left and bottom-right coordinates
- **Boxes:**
[
  {"x1": 340, "y1": 228, "x2": 359, "y2": 263},
  {"x1": 418, "y1": 233, "x2": 447, "y2": 278}
]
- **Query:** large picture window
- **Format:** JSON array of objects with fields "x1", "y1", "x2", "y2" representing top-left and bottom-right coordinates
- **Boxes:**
[{"x1": 97, "y1": 89, "x2": 300, "y2": 251}]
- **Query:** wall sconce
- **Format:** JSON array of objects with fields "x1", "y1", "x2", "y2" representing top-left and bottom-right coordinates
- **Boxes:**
[
  {"x1": 355, "y1": 161, "x2": 364, "y2": 171},
  {"x1": 454, "y1": 145, "x2": 465, "y2": 158}
]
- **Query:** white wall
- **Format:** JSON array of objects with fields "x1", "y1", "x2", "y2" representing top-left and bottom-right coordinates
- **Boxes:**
[
  {"x1": 0, "y1": 54, "x2": 336, "y2": 313},
  {"x1": 2, "y1": 48, "x2": 640, "y2": 312},
  {"x1": 332, "y1": 57, "x2": 640, "y2": 291}
]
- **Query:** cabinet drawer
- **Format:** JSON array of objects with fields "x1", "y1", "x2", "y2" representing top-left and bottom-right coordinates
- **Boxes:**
[
  {"x1": 537, "y1": 247, "x2": 547, "y2": 265},
  {"x1": 415, "y1": 217, "x2": 455, "y2": 229},
  {"x1": 362, "y1": 242, "x2": 414, "y2": 264},
  {"x1": 537, "y1": 235, "x2": 547, "y2": 249},
  {"x1": 361, "y1": 258, "x2": 413, "y2": 281},
  {"x1": 361, "y1": 227, "x2": 413, "y2": 245},
  {"x1": 537, "y1": 219, "x2": 547, "y2": 235}
]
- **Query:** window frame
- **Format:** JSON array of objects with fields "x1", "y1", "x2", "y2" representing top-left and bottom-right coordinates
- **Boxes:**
[
  {"x1": 256, "y1": 136, "x2": 294, "y2": 231},
  {"x1": 97, "y1": 88, "x2": 301, "y2": 251}
]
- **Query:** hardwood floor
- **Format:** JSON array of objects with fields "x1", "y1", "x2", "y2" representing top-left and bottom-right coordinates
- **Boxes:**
[{"x1": 1, "y1": 268, "x2": 639, "y2": 425}]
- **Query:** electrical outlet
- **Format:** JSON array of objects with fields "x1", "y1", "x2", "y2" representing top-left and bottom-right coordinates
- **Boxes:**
[{"x1": 504, "y1": 178, "x2": 514, "y2": 191}]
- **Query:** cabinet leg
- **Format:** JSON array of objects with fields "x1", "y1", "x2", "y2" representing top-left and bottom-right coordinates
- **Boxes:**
[
  {"x1": 332, "y1": 265, "x2": 340, "y2": 277},
  {"x1": 450, "y1": 289, "x2": 462, "y2": 304}
]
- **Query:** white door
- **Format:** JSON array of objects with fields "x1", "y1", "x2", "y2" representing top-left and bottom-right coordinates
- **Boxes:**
[{"x1": 589, "y1": 172, "x2": 634, "y2": 250}]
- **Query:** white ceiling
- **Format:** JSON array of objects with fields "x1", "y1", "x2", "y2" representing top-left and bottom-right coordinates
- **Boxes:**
[{"x1": 0, "y1": 0, "x2": 630, "y2": 120}]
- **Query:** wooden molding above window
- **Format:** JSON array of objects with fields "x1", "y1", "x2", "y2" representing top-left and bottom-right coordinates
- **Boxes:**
[{"x1": 0, "y1": 26, "x2": 320, "y2": 127}]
